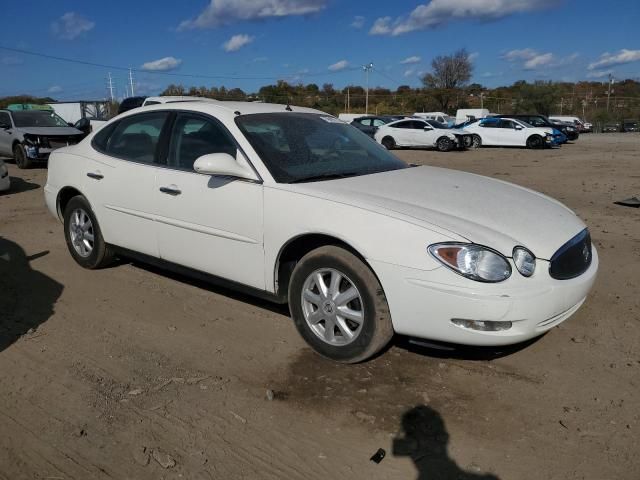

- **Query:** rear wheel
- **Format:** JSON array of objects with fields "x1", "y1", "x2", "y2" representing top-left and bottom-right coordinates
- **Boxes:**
[
  {"x1": 471, "y1": 135, "x2": 482, "y2": 149},
  {"x1": 436, "y1": 136, "x2": 453, "y2": 152},
  {"x1": 381, "y1": 136, "x2": 395, "y2": 150},
  {"x1": 288, "y1": 246, "x2": 393, "y2": 363},
  {"x1": 526, "y1": 135, "x2": 543, "y2": 149},
  {"x1": 13, "y1": 143, "x2": 31, "y2": 169},
  {"x1": 63, "y1": 195, "x2": 114, "y2": 269}
]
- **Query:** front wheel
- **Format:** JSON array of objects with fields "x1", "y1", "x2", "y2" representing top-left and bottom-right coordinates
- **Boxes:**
[
  {"x1": 526, "y1": 135, "x2": 543, "y2": 149},
  {"x1": 63, "y1": 195, "x2": 114, "y2": 269},
  {"x1": 436, "y1": 136, "x2": 453, "y2": 152},
  {"x1": 13, "y1": 143, "x2": 31, "y2": 169},
  {"x1": 288, "y1": 246, "x2": 394, "y2": 363},
  {"x1": 471, "y1": 135, "x2": 482, "y2": 149}
]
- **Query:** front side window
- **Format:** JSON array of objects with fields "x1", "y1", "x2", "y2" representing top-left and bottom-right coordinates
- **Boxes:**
[
  {"x1": 168, "y1": 113, "x2": 237, "y2": 170},
  {"x1": 0, "y1": 112, "x2": 11, "y2": 127},
  {"x1": 236, "y1": 113, "x2": 407, "y2": 183},
  {"x1": 104, "y1": 112, "x2": 168, "y2": 163},
  {"x1": 498, "y1": 120, "x2": 515, "y2": 129},
  {"x1": 12, "y1": 111, "x2": 68, "y2": 128}
]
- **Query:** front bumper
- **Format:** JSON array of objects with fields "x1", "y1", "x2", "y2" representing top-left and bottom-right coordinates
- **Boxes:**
[
  {"x1": 24, "y1": 145, "x2": 54, "y2": 161},
  {"x1": 370, "y1": 246, "x2": 598, "y2": 346}
]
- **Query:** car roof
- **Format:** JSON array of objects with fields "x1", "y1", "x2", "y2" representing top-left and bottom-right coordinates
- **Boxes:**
[
  {"x1": 144, "y1": 96, "x2": 218, "y2": 103},
  {"x1": 113, "y1": 101, "x2": 328, "y2": 123}
]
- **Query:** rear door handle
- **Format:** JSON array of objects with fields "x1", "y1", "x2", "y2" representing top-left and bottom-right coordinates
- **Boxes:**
[
  {"x1": 86, "y1": 172, "x2": 103, "y2": 180},
  {"x1": 159, "y1": 186, "x2": 181, "y2": 196}
]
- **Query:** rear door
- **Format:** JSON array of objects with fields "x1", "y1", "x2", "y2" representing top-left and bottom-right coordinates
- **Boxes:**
[
  {"x1": 84, "y1": 111, "x2": 170, "y2": 257},
  {"x1": 388, "y1": 120, "x2": 414, "y2": 146},
  {"x1": 154, "y1": 112, "x2": 265, "y2": 289}
]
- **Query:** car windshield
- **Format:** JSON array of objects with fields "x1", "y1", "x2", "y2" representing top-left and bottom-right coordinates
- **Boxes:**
[
  {"x1": 236, "y1": 113, "x2": 407, "y2": 183},
  {"x1": 12, "y1": 111, "x2": 69, "y2": 128}
]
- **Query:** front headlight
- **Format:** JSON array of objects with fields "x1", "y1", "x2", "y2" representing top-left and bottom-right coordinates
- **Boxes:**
[
  {"x1": 428, "y1": 243, "x2": 511, "y2": 283},
  {"x1": 513, "y1": 247, "x2": 536, "y2": 277}
]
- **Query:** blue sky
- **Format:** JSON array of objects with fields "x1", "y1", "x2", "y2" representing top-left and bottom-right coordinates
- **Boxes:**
[{"x1": 1, "y1": 0, "x2": 638, "y2": 101}]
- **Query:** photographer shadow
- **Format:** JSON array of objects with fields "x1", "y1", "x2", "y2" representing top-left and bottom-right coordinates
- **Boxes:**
[
  {"x1": 393, "y1": 405, "x2": 500, "y2": 480},
  {"x1": 0, "y1": 237, "x2": 63, "y2": 352}
]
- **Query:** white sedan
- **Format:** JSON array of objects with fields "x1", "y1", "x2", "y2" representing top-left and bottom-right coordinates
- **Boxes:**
[
  {"x1": 463, "y1": 117, "x2": 554, "y2": 148},
  {"x1": 0, "y1": 159, "x2": 10, "y2": 192},
  {"x1": 374, "y1": 118, "x2": 471, "y2": 151},
  {"x1": 44, "y1": 102, "x2": 598, "y2": 362}
]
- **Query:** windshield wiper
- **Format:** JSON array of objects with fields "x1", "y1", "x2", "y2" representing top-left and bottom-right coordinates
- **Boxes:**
[{"x1": 289, "y1": 172, "x2": 362, "y2": 183}]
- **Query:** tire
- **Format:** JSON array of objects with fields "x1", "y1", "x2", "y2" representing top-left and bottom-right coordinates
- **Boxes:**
[
  {"x1": 63, "y1": 195, "x2": 114, "y2": 269},
  {"x1": 288, "y1": 245, "x2": 393, "y2": 363},
  {"x1": 436, "y1": 136, "x2": 453, "y2": 152},
  {"x1": 381, "y1": 136, "x2": 395, "y2": 150},
  {"x1": 471, "y1": 135, "x2": 482, "y2": 149},
  {"x1": 526, "y1": 135, "x2": 543, "y2": 149},
  {"x1": 13, "y1": 143, "x2": 31, "y2": 169}
]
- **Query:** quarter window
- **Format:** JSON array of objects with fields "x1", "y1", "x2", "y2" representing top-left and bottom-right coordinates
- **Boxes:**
[
  {"x1": 104, "y1": 112, "x2": 169, "y2": 163},
  {"x1": 168, "y1": 113, "x2": 237, "y2": 170}
]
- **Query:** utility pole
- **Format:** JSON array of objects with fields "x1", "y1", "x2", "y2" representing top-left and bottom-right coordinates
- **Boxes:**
[
  {"x1": 480, "y1": 92, "x2": 485, "y2": 109},
  {"x1": 363, "y1": 63, "x2": 373, "y2": 114},
  {"x1": 129, "y1": 68, "x2": 135, "y2": 97},
  {"x1": 606, "y1": 74, "x2": 613, "y2": 112},
  {"x1": 347, "y1": 88, "x2": 350, "y2": 113},
  {"x1": 560, "y1": 97, "x2": 564, "y2": 114},
  {"x1": 107, "y1": 72, "x2": 115, "y2": 102}
]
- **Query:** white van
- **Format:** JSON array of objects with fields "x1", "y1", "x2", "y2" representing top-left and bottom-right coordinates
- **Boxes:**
[
  {"x1": 413, "y1": 112, "x2": 454, "y2": 125},
  {"x1": 337, "y1": 113, "x2": 364, "y2": 123},
  {"x1": 455, "y1": 108, "x2": 492, "y2": 125}
]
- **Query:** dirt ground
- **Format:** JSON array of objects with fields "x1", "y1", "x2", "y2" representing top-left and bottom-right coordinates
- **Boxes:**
[{"x1": 1, "y1": 133, "x2": 638, "y2": 480}]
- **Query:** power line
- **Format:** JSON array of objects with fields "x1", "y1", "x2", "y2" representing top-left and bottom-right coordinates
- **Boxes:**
[{"x1": 0, "y1": 45, "x2": 361, "y2": 82}]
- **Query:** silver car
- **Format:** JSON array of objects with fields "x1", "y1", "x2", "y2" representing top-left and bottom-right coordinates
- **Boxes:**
[{"x1": 0, "y1": 109, "x2": 85, "y2": 169}]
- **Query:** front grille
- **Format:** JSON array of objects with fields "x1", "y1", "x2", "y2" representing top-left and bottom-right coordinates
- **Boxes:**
[{"x1": 549, "y1": 229, "x2": 592, "y2": 280}]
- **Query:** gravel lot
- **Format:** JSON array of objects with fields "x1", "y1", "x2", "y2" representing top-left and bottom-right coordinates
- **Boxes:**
[{"x1": 1, "y1": 133, "x2": 638, "y2": 480}]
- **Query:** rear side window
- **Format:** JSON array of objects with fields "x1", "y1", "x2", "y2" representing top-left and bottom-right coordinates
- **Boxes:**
[
  {"x1": 100, "y1": 112, "x2": 169, "y2": 163},
  {"x1": 0, "y1": 111, "x2": 11, "y2": 127}
]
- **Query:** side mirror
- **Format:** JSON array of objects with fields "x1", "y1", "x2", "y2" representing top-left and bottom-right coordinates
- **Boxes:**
[
  {"x1": 423, "y1": 126, "x2": 432, "y2": 130},
  {"x1": 515, "y1": 125, "x2": 523, "y2": 130},
  {"x1": 193, "y1": 152, "x2": 258, "y2": 181},
  {"x1": 74, "y1": 118, "x2": 91, "y2": 134},
  {"x1": 0, "y1": 123, "x2": 10, "y2": 130}
]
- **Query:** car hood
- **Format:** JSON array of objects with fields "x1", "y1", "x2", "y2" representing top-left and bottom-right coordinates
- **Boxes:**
[
  {"x1": 285, "y1": 166, "x2": 585, "y2": 259},
  {"x1": 18, "y1": 126, "x2": 84, "y2": 136}
]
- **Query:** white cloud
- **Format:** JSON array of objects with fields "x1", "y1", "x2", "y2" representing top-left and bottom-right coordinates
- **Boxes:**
[
  {"x1": 400, "y1": 56, "x2": 421, "y2": 64},
  {"x1": 178, "y1": 0, "x2": 327, "y2": 30},
  {"x1": 328, "y1": 60, "x2": 349, "y2": 71},
  {"x1": 588, "y1": 49, "x2": 640, "y2": 70},
  {"x1": 51, "y1": 12, "x2": 95, "y2": 40},
  {"x1": 403, "y1": 68, "x2": 416, "y2": 77},
  {"x1": 503, "y1": 48, "x2": 538, "y2": 62},
  {"x1": 369, "y1": 16, "x2": 392, "y2": 35},
  {"x1": 223, "y1": 34, "x2": 254, "y2": 52},
  {"x1": 524, "y1": 52, "x2": 554, "y2": 70},
  {"x1": 48, "y1": 85, "x2": 63, "y2": 93},
  {"x1": 351, "y1": 15, "x2": 365, "y2": 29},
  {"x1": 252, "y1": 56, "x2": 269, "y2": 62},
  {"x1": 468, "y1": 52, "x2": 480, "y2": 61},
  {"x1": 587, "y1": 69, "x2": 614, "y2": 79},
  {"x1": 141, "y1": 56, "x2": 183, "y2": 71},
  {"x1": 370, "y1": 0, "x2": 555, "y2": 36}
]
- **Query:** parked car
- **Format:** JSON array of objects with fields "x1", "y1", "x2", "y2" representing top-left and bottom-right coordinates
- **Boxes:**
[
  {"x1": 0, "y1": 108, "x2": 85, "y2": 168},
  {"x1": 413, "y1": 112, "x2": 455, "y2": 126},
  {"x1": 462, "y1": 117, "x2": 554, "y2": 149},
  {"x1": 582, "y1": 121, "x2": 593, "y2": 133},
  {"x1": 602, "y1": 123, "x2": 619, "y2": 133},
  {"x1": 492, "y1": 114, "x2": 579, "y2": 142},
  {"x1": 44, "y1": 101, "x2": 598, "y2": 362},
  {"x1": 549, "y1": 116, "x2": 585, "y2": 132},
  {"x1": 622, "y1": 119, "x2": 639, "y2": 132},
  {"x1": 0, "y1": 159, "x2": 10, "y2": 192},
  {"x1": 117, "y1": 96, "x2": 148, "y2": 114},
  {"x1": 351, "y1": 115, "x2": 406, "y2": 137},
  {"x1": 374, "y1": 118, "x2": 471, "y2": 151}
]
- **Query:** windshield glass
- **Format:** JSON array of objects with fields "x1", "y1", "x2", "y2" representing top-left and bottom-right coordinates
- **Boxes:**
[
  {"x1": 12, "y1": 111, "x2": 69, "y2": 128},
  {"x1": 236, "y1": 113, "x2": 407, "y2": 183}
]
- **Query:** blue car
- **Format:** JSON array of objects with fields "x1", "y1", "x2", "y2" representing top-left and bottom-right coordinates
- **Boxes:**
[{"x1": 551, "y1": 128, "x2": 567, "y2": 146}]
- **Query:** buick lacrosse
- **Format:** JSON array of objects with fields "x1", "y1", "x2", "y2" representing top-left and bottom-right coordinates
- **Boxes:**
[{"x1": 45, "y1": 102, "x2": 598, "y2": 362}]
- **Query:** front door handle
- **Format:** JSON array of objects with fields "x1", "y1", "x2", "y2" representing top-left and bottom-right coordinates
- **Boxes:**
[
  {"x1": 159, "y1": 186, "x2": 181, "y2": 196},
  {"x1": 86, "y1": 172, "x2": 104, "y2": 180}
]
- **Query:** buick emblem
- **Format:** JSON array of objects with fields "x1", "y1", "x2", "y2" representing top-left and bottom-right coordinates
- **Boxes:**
[{"x1": 582, "y1": 244, "x2": 590, "y2": 262}]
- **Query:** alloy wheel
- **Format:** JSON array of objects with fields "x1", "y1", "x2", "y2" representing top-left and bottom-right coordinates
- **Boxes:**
[
  {"x1": 301, "y1": 268, "x2": 364, "y2": 346},
  {"x1": 69, "y1": 208, "x2": 95, "y2": 257}
]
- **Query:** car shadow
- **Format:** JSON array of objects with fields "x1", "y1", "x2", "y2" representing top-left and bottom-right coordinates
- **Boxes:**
[
  {"x1": 0, "y1": 176, "x2": 40, "y2": 195},
  {"x1": 391, "y1": 334, "x2": 542, "y2": 361},
  {"x1": 393, "y1": 404, "x2": 500, "y2": 479},
  {"x1": 0, "y1": 237, "x2": 63, "y2": 352}
]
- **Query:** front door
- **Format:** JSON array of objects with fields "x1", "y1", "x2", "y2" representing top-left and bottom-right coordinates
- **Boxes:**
[{"x1": 154, "y1": 112, "x2": 265, "y2": 290}]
